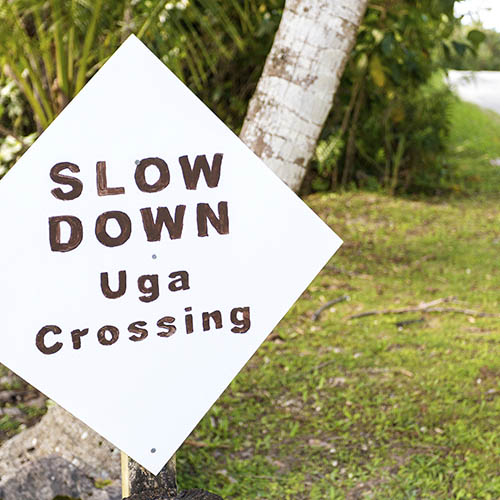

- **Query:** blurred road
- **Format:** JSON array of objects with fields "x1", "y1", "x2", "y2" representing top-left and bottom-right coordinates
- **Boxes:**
[{"x1": 447, "y1": 70, "x2": 500, "y2": 115}]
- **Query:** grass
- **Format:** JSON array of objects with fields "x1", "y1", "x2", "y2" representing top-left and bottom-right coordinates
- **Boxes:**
[
  {"x1": 0, "y1": 366, "x2": 47, "y2": 442},
  {"x1": 0, "y1": 99, "x2": 499, "y2": 499},
  {"x1": 447, "y1": 99, "x2": 500, "y2": 196},
  {"x1": 174, "y1": 100, "x2": 500, "y2": 498}
]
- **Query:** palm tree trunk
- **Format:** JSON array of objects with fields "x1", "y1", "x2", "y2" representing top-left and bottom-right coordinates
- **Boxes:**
[{"x1": 240, "y1": 0, "x2": 368, "y2": 192}]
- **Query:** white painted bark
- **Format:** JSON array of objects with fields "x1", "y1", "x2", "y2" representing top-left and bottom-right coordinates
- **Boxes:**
[{"x1": 240, "y1": 0, "x2": 368, "y2": 192}]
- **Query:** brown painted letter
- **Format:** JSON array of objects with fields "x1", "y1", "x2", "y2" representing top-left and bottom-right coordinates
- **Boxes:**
[
  {"x1": 140, "y1": 206, "x2": 185, "y2": 241},
  {"x1": 97, "y1": 326, "x2": 120, "y2": 346},
  {"x1": 230, "y1": 307, "x2": 251, "y2": 333},
  {"x1": 202, "y1": 310, "x2": 223, "y2": 331},
  {"x1": 197, "y1": 202, "x2": 229, "y2": 237},
  {"x1": 179, "y1": 153, "x2": 223, "y2": 190},
  {"x1": 135, "y1": 157, "x2": 170, "y2": 193},
  {"x1": 97, "y1": 161, "x2": 125, "y2": 196},
  {"x1": 71, "y1": 329, "x2": 89, "y2": 350},
  {"x1": 184, "y1": 307, "x2": 194, "y2": 334},
  {"x1": 138, "y1": 274, "x2": 159, "y2": 303},
  {"x1": 128, "y1": 321, "x2": 148, "y2": 342},
  {"x1": 49, "y1": 215, "x2": 83, "y2": 252},
  {"x1": 101, "y1": 271, "x2": 127, "y2": 299},
  {"x1": 36, "y1": 325, "x2": 63, "y2": 355},
  {"x1": 157, "y1": 316, "x2": 176, "y2": 338},
  {"x1": 50, "y1": 162, "x2": 83, "y2": 201},
  {"x1": 95, "y1": 211, "x2": 131, "y2": 247},
  {"x1": 168, "y1": 271, "x2": 190, "y2": 291}
]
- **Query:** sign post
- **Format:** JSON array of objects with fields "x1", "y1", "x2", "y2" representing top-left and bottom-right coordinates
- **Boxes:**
[
  {"x1": 121, "y1": 452, "x2": 131, "y2": 498},
  {"x1": 126, "y1": 455, "x2": 177, "y2": 499},
  {"x1": 0, "y1": 35, "x2": 342, "y2": 493}
]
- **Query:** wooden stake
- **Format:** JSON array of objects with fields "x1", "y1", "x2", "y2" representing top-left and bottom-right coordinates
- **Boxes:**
[
  {"x1": 121, "y1": 451, "x2": 130, "y2": 499},
  {"x1": 129, "y1": 455, "x2": 177, "y2": 497},
  {"x1": 122, "y1": 453, "x2": 222, "y2": 499}
]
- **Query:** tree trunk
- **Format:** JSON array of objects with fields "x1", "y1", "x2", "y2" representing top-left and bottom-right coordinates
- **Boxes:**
[{"x1": 239, "y1": 0, "x2": 368, "y2": 192}]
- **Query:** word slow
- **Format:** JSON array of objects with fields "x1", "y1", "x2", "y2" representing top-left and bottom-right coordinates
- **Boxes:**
[{"x1": 35, "y1": 307, "x2": 251, "y2": 355}]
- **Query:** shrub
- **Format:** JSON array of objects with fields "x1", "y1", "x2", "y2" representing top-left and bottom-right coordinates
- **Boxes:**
[{"x1": 306, "y1": 0, "x2": 460, "y2": 195}]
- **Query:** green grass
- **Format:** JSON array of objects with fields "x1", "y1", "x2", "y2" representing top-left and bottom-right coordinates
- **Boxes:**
[
  {"x1": 0, "y1": 364, "x2": 47, "y2": 442},
  {"x1": 0, "y1": 99, "x2": 498, "y2": 499},
  {"x1": 175, "y1": 101, "x2": 500, "y2": 499},
  {"x1": 447, "y1": 99, "x2": 500, "y2": 196}
]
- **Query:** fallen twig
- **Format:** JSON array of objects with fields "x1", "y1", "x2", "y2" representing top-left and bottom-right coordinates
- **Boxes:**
[
  {"x1": 312, "y1": 295, "x2": 350, "y2": 321},
  {"x1": 394, "y1": 368, "x2": 414, "y2": 378},
  {"x1": 424, "y1": 307, "x2": 498, "y2": 318},
  {"x1": 347, "y1": 297, "x2": 499, "y2": 320}
]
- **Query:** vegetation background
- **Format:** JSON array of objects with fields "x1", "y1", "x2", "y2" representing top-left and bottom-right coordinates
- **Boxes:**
[
  {"x1": 0, "y1": 0, "x2": 491, "y2": 195},
  {"x1": 0, "y1": 0, "x2": 499, "y2": 499}
]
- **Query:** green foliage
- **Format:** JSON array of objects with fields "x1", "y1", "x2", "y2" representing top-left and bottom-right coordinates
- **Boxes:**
[
  {"x1": 466, "y1": 28, "x2": 486, "y2": 47},
  {"x1": 446, "y1": 99, "x2": 500, "y2": 195},
  {"x1": 0, "y1": 0, "x2": 491, "y2": 194},
  {"x1": 0, "y1": 0, "x2": 283, "y2": 175},
  {"x1": 0, "y1": 76, "x2": 36, "y2": 176},
  {"x1": 307, "y1": 0, "x2": 461, "y2": 195},
  {"x1": 0, "y1": 415, "x2": 20, "y2": 434},
  {"x1": 187, "y1": 0, "x2": 284, "y2": 132},
  {"x1": 445, "y1": 23, "x2": 500, "y2": 70},
  {"x1": 359, "y1": 79, "x2": 453, "y2": 195},
  {"x1": 311, "y1": 133, "x2": 345, "y2": 192},
  {"x1": 94, "y1": 478, "x2": 113, "y2": 489}
]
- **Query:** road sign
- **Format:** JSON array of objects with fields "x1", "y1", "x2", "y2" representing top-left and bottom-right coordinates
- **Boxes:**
[{"x1": 0, "y1": 35, "x2": 342, "y2": 474}]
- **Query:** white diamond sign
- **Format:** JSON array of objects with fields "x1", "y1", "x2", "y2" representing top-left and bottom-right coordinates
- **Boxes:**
[{"x1": 0, "y1": 35, "x2": 342, "y2": 474}]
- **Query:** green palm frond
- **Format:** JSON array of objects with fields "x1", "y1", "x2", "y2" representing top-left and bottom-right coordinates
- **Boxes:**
[{"x1": 0, "y1": 0, "x2": 267, "y2": 131}]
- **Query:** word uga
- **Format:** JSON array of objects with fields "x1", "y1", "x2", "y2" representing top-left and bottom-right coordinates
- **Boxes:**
[
  {"x1": 48, "y1": 154, "x2": 229, "y2": 252},
  {"x1": 100, "y1": 270, "x2": 189, "y2": 302}
]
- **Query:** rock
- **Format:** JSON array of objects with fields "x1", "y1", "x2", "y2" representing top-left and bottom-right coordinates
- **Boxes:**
[
  {"x1": 0, "y1": 406, "x2": 23, "y2": 418},
  {"x1": 0, "y1": 455, "x2": 121, "y2": 500},
  {"x1": 0, "y1": 405, "x2": 223, "y2": 500},
  {"x1": 0, "y1": 404, "x2": 120, "y2": 483}
]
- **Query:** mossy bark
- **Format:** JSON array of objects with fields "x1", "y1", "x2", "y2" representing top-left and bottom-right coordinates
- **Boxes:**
[{"x1": 124, "y1": 456, "x2": 222, "y2": 500}]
